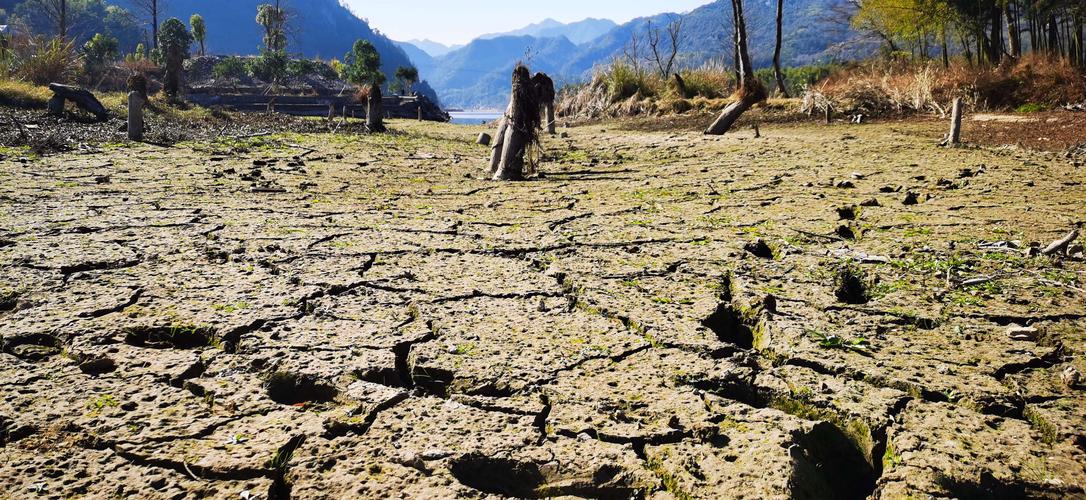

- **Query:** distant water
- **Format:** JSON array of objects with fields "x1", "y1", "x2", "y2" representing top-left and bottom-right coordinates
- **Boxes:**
[{"x1": 450, "y1": 111, "x2": 502, "y2": 125}]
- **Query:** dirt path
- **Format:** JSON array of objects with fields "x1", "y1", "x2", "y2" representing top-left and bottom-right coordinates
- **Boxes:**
[{"x1": 1, "y1": 119, "x2": 1084, "y2": 498}]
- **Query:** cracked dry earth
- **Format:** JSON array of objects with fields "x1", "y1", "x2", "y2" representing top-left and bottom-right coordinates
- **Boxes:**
[{"x1": 1, "y1": 118, "x2": 1085, "y2": 499}]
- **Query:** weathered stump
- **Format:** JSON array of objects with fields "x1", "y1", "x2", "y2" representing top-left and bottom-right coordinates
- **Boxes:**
[
  {"x1": 366, "y1": 84, "x2": 385, "y2": 133},
  {"x1": 535, "y1": 72, "x2": 556, "y2": 135},
  {"x1": 947, "y1": 98, "x2": 963, "y2": 147},
  {"x1": 491, "y1": 65, "x2": 543, "y2": 181},
  {"x1": 47, "y1": 95, "x2": 64, "y2": 116},
  {"x1": 47, "y1": 83, "x2": 109, "y2": 121},
  {"x1": 127, "y1": 91, "x2": 145, "y2": 141}
]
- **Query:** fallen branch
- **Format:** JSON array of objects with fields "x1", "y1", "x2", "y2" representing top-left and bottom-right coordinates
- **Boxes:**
[{"x1": 1041, "y1": 229, "x2": 1079, "y2": 255}]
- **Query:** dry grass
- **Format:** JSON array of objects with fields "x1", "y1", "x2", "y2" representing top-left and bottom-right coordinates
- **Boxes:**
[
  {"x1": 0, "y1": 78, "x2": 53, "y2": 108},
  {"x1": 557, "y1": 60, "x2": 739, "y2": 120},
  {"x1": 815, "y1": 55, "x2": 1086, "y2": 116}
]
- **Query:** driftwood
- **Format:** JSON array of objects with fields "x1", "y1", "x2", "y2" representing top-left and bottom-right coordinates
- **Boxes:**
[
  {"x1": 1042, "y1": 229, "x2": 1079, "y2": 255},
  {"x1": 366, "y1": 84, "x2": 385, "y2": 133},
  {"x1": 47, "y1": 83, "x2": 109, "y2": 121}
]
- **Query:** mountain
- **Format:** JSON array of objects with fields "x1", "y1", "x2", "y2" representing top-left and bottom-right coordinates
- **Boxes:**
[
  {"x1": 422, "y1": 0, "x2": 865, "y2": 109},
  {"x1": 396, "y1": 41, "x2": 437, "y2": 79},
  {"x1": 428, "y1": 35, "x2": 579, "y2": 110},
  {"x1": 561, "y1": 0, "x2": 865, "y2": 78},
  {"x1": 480, "y1": 18, "x2": 618, "y2": 45},
  {"x1": 405, "y1": 39, "x2": 459, "y2": 57}
]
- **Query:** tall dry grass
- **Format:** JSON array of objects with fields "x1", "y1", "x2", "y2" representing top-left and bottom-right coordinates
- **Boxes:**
[
  {"x1": 557, "y1": 60, "x2": 736, "y2": 119},
  {"x1": 813, "y1": 55, "x2": 1086, "y2": 116}
]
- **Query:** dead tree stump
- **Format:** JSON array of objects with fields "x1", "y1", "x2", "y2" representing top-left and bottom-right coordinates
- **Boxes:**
[
  {"x1": 947, "y1": 98, "x2": 963, "y2": 147},
  {"x1": 490, "y1": 65, "x2": 544, "y2": 181},
  {"x1": 127, "y1": 91, "x2": 145, "y2": 141},
  {"x1": 366, "y1": 84, "x2": 385, "y2": 133},
  {"x1": 534, "y1": 73, "x2": 556, "y2": 135}
]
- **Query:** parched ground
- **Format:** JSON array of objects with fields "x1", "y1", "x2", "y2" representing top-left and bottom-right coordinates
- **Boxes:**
[{"x1": 1, "y1": 117, "x2": 1084, "y2": 499}]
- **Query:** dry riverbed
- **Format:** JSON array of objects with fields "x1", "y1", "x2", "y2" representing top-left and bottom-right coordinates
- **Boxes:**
[{"x1": 1, "y1": 118, "x2": 1084, "y2": 498}]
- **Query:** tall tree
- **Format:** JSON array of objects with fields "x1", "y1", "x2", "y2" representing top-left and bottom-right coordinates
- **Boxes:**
[
  {"x1": 705, "y1": 0, "x2": 766, "y2": 135},
  {"x1": 344, "y1": 39, "x2": 384, "y2": 86},
  {"x1": 256, "y1": 1, "x2": 286, "y2": 52},
  {"x1": 157, "y1": 17, "x2": 191, "y2": 96},
  {"x1": 189, "y1": 13, "x2": 205, "y2": 56},
  {"x1": 25, "y1": 0, "x2": 67, "y2": 38},
  {"x1": 772, "y1": 0, "x2": 789, "y2": 98},
  {"x1": 130, "y1": 0, "x2": 164, "y2": 49}
]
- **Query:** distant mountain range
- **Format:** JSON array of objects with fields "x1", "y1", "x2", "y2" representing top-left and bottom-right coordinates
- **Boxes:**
[
  {"x1": 404, "y1": 39, "x2": 461, "y2": 58},
  {"x1": 478, "y1": 18, "x2": 617, "y2": 45},
  {"x1": 398, "y1": 0, "x2": 869, "y2": 110}
]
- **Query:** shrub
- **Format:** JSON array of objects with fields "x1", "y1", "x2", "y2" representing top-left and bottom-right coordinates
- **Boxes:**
[
  {"x1": 213, "y1": 56, "x2": 247, "y2": 80},
  {"x1": 81, "y1": 33, "x2": 119, "y2": 83},
  {"x1": 285, "y1": 58, "x2": 338, "y2": 80},
  {"x1": 1015, "y1": 103, "x2": 1047, "y2": 113},
  {"x1": 247, "y1": 50, "x2": 287, "y2": 82},
  {"x1": 680, "y1": 66, "x2": 732, "y2": 99},
  {"x1": 605, "y1": 60, "x2": 657, "y2": 102},
  {"x1": 16, "y1": 37, "x2": 81, "y2": 85}
]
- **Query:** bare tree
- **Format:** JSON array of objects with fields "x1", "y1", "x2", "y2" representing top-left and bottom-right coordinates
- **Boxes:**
[
  {"x1": 773, "y1": 0, "x2": 789, "y2": 98},
  {"x1": 705, "y1": 0, "x2": 766, "y2": 135},
  {"x1": 26, "y1": 0, "x2": 66, "y2": 38},
  {"x1": 130, "y1": 0, "x2": 166, "y2": 49},
  {"x1": 622, "y1": 29, "x2": 644, "y2": 72},
  {"x1": 646, "y1": 15, "x2": 685, "y2": 78}
]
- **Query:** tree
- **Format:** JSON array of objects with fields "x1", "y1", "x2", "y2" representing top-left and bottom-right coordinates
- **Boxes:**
[
  {"x1": 394, "y1": 65, "x2": 418, "y2": 95},
  {"x1": 256, "y1": 2, "x2": 287, "y2": 52},
  {"x1": 772, "y1": 0, "x2": 789, "y2": 98},
  {"x1": 343, "y1": 39, "x2": 384, "y2": 86},
  {"x1": 705, "y1": 0, "x2": 766, "y2": 135},
  {"x1": 23, "y1": 0, "x2": 67, "y2": 38},
  {"x1": 129, "y1": 0, "x2": 164, "y2": 49},
  {"x1": 646, "y1": 15, "x2": 685, "y2": 78},
  {"x1": 157, "y1": 17, "x2": 191, "y2": 96},
  {"x1": 189, "y1": 13, "x2": 205, "y2": 56},
  {"x1": 81, "y1": 32, "x2": 118, "y2": 82}
]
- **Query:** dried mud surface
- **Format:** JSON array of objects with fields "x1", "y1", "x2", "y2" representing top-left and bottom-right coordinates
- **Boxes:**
[{"x1": 1, "y1": 118, "x2": 1085, "y2": 499}]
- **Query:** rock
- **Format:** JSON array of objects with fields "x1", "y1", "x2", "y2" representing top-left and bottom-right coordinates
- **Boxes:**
[
  {"x1": 859, "y1": 198, "x2": 880, "y2": 207},
  {"x1": 476, "y1": 133, "x2": 491, "y2": 146},
  {"x1": 835, "y1": 180, "x2": 855, "y2": 188},
  {"x1": 902, "y1": 192, "x2": 920, "y2": 205},
  {"x1": 1068, "y1": 244, "x2": 1084, "y2": 259},
  {"x1": 836, "y1": 225, "x2": 856, "y2": 240},
  {"x1": 1062, "y1": 366, "x2": 1081, "y2": 388},
  {"x1": 744, "y1": 238, "x2": 775, "y2": 259},
  {"x1": 1006, "y1": 324, "x2": 1038, "y2": 341},
  {"x1": 560, "y1": 132, "x2": 570, "y2": 138}
]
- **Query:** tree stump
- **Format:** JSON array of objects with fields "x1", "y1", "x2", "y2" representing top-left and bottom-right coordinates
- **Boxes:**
[
  {"x1": 47, "y1": 96, "x2": 64, "y2": 116},
  {"x1": 127, "y1": 91, "x2": 145, "y2": 141},
  {"x1": 535, "y1": 73, "x2": 556, "y2": 135},
  {"x1": 476, "y1": 133, "x2": 491, "y2": 146},
  {"x1": 47, "y1": 84, "x2": 109, "y2": 121},
  {"x1": 491, "y1": 65, "x2": 543, "y2": 181},
  {"x1": 947, "y1": 98, "x2": 963, "y2": 147},
  {"x1": 366, "y1": 84, "x2": 385, "y2": 133}
]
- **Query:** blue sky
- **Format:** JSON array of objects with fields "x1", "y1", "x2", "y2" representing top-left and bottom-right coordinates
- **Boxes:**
[{"x1": 342, "y1": 0, "x2": 713, "y2": 45}]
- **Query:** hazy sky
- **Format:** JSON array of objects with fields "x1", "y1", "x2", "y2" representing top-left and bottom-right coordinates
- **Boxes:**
[{"x1": 342, "y1": 0, "x2": 713, "y2": 45}]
